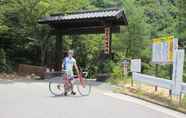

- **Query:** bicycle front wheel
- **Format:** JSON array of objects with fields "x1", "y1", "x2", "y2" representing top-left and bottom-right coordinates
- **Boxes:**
[
  {"x1": 77, "y1": 78, "x2": 91, "y2": 96},
  {"x1": 49, "y1": 76, "x2": 65, "y2": 96}
]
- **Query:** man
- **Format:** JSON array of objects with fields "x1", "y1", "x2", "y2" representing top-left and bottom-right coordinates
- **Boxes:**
[{"x1": 62, "y1": 50, "x2": 80, "y2": 96}]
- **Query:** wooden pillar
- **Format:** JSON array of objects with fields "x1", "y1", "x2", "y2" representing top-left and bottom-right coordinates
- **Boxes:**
[{"x1": 54, "y1": 31, "x2": 63, "y2": 71}]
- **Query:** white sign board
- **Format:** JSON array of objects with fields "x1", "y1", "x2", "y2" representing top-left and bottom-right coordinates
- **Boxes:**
[
  {"x1": 172, "y1": 49, "x2": 185, "y2": 96},
  {"x1": 131, "y1": 59, "x2": 141, "y2": 73}
]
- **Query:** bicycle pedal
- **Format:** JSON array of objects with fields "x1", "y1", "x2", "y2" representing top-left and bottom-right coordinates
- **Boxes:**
[{"x1": 57, "y1": 85, "x2": 61, "y2": 90}]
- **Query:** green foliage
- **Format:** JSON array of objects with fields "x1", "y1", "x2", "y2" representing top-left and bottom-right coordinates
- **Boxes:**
[
  {"x1": 108, "y1": 63, "x2": 132, "y2": 85},
  {"x1": 0, "y1": 48, "x2": 6, "y2": 65},
  {"x1": 112, "y1": 0, "x2": 151, "y2": 59},
  {"x1": 143, "y1": 63, "x2": 171, "y2": 79},
  {"x1": 177, "y1": 0, "x2": 186, "y2": 40},
  {"x1": 111, "y1": 64, "x2": 123, "y2": 80},
  {"x1": 96, "y1": 59, "x2": 114, "y2": 73},
  {"x1": 0, "y1": 21, "x2": 9, "y2": 33},
  {"x1": 0, "y1": 0, "x2": 186, "y2": 81},
  {"x1": 91, "y1": 0, "x2": 122, "y2": 8},
  {"x1": 183, "y1": 95, "x2": 186, "y2": 107},
  {"x1": 0, "y1": 48, "x2": 11, "y2": 73}
]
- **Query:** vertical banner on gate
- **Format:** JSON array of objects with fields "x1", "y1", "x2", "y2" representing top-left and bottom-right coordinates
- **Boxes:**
[{"x1": 104, "y1": 27, "x2": 111, "y2": 54}]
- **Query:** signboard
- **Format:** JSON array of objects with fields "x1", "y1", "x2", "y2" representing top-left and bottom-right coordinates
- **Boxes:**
[
  {"x1": 104, "y1": 27, "x2": 111, "y2": 54},
  {"x1": 152, "y1": 36, "x2": 178, "y2": 64},
  {"x1": 172, "y1": 49, "x2": 185, "y2": 96},
  {"x1": 130, "y1": 59, "x2": 141, "y2": 73}
]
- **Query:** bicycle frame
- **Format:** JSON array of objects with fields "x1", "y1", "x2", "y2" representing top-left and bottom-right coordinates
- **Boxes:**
[
  {"x1": 49, "y1": 71, "x2": 90, "y2": 96},
  {"x1": 63, "y1": 72, "x2": 85, "y2": 89}
]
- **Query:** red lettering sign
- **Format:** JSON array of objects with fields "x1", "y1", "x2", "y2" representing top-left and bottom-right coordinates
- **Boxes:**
[{"x1": 104, "y1": 27, "x2": 110, "y2": 54}]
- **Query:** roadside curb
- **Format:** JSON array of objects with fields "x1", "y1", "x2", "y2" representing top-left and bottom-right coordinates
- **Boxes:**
[{"x1": 118, "y1": 90, "x2": 186, "y2": 114}]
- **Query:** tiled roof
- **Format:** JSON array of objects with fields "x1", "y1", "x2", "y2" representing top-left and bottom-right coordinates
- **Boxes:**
[{"x1": 39, "y1": 8, "x2": 127, "y2": 24}]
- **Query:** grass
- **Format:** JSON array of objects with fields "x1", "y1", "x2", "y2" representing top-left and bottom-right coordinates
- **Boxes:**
[
  {"x1": 183, "y1": 95, "x2": 186, "y2": 107},
  {"x1": 106, "y1": 75, "x2": 131, "y2": 85}
]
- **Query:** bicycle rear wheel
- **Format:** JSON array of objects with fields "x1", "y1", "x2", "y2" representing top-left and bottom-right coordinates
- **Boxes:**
[
  {"x1": 77, "y1": 78, "x2": 91, "y2": 96},
  {"x1": 49, "y1": 76, "x2": 65, "y2": 96}
]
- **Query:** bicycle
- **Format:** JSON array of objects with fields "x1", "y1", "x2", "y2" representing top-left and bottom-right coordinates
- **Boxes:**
[{"x1": 49, "y1": 70, "x2": 91, "y2": 96}]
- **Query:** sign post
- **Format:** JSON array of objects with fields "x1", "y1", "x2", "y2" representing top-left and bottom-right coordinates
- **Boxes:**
[
  {"x1": 131, "y1": 59, "x2": 141, "y2": 86},
  {"x1": 152, "y1": 36, "x2": 178, "y2": 94},
  {"x1": 122, "y1": 60, "x2": 129, "y2": 76}
]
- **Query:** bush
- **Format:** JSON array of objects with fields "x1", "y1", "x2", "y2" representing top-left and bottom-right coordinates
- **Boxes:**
[
  {"x1": 107, "y1": 63, "x2": 132, "y2": 85},
  {"x1": 111, "y1": 64, "x2": 123, "y2": 80},
  {"x1": 183, "y1": 95, "x2": 186, "y2": 107},
  {"x1": 96, "y1": 59, "x2": 114, "y2": 74},
  {"x1": 0, "y1": 64, "x2": 10, "y2": 73},
  {"x1": 183, "y1": 73, "x2": 186, "y2": 83}
]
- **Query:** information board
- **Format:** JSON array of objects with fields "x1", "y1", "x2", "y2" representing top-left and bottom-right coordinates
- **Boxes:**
[
  {"x1": 131, "y1": 59, "x2": 141, "y2": 73},
  {"x1": 172, "y1": 49, "x2": 185, "y2": 96},
  {"x1": 152, "y1": 36, "x2": 178, "y2": 64}
]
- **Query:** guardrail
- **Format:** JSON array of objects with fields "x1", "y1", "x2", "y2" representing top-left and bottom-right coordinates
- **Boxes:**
[
  {"x1": 132, "y1": 50, "x2": 186, "y2": 97},
  {"x1": 133, "y1": 72, "x2": 186, "y2": 96},
  {"x1": 133, "y1": 72, "x2": 173, "y2": 90}
]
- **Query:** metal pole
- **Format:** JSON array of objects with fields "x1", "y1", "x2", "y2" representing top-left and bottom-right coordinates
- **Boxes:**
[
  {"x1": 169, "y1": 64, "x2": 173, "y2": 96},
  {"x1": 155, "y1": 64, "x2": 158, "y2": 91}
]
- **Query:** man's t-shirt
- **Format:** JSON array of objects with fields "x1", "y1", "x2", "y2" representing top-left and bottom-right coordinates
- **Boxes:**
[{"x1": 63, "y1": 57, "x2": 76, "y2": 76}]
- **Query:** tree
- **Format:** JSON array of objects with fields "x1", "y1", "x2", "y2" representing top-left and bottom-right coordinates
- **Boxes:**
[
  {"x1": 117, "y1": 0, "x2": 150, "y2": 58},
  {"x1": 0, "y1": 0, "x2": 93, "y2": 66},
  {"x1": 177, "y1": 0, "x2": 186, "y2": 82},
  {"x1": 90, "y1": 0, "x2": 122, "y2": 8},
  {"x1": 177, "y1": 0, "x2": 186, "y2": 41}
]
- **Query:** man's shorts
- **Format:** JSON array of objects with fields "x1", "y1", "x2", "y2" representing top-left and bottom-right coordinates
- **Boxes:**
[
  {"x1": 64, "y1": 70, "x2": 74, "y2": 80},
  {"x1": 67, "y1": 75, "x2": 74, "y2": 80}
]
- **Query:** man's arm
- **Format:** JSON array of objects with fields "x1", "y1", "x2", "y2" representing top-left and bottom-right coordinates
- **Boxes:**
[{"x1": 61, "y1": 63, "x2": 64, "y2": 71}]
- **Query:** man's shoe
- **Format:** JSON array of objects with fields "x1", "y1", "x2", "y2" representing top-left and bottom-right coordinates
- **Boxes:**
[
  {"x1": 64, "y1": 92, "x2": 68, "y2": 96},
  {"x1": 71, "y1": 91, "x2": 76, "y2": 95}
]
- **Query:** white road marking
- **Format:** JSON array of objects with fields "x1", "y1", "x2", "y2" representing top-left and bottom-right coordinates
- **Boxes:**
[{"x1": 104, "y1": 92, "x2": 186, "y2": 118}]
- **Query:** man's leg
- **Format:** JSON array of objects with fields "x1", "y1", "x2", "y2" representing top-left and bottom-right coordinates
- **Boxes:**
[
  {"x1": 64, "y1": 74, "x2": 70, "y2": 96},
  {"x1": 69, "y1": 78, "x2": 76, "y2": 95}
]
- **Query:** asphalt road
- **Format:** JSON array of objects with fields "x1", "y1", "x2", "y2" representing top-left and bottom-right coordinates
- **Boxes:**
[{"x1": 0, "y1": 79, "x2": 185, "y2": 118}]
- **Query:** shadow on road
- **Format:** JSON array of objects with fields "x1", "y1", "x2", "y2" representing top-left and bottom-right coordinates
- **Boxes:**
[
  {"x1": 0, "y1": 79, "x2": 107, "y2": 87},
  {"x1": 49, "y1": 94, "x2": 88, "y2": 98}
]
